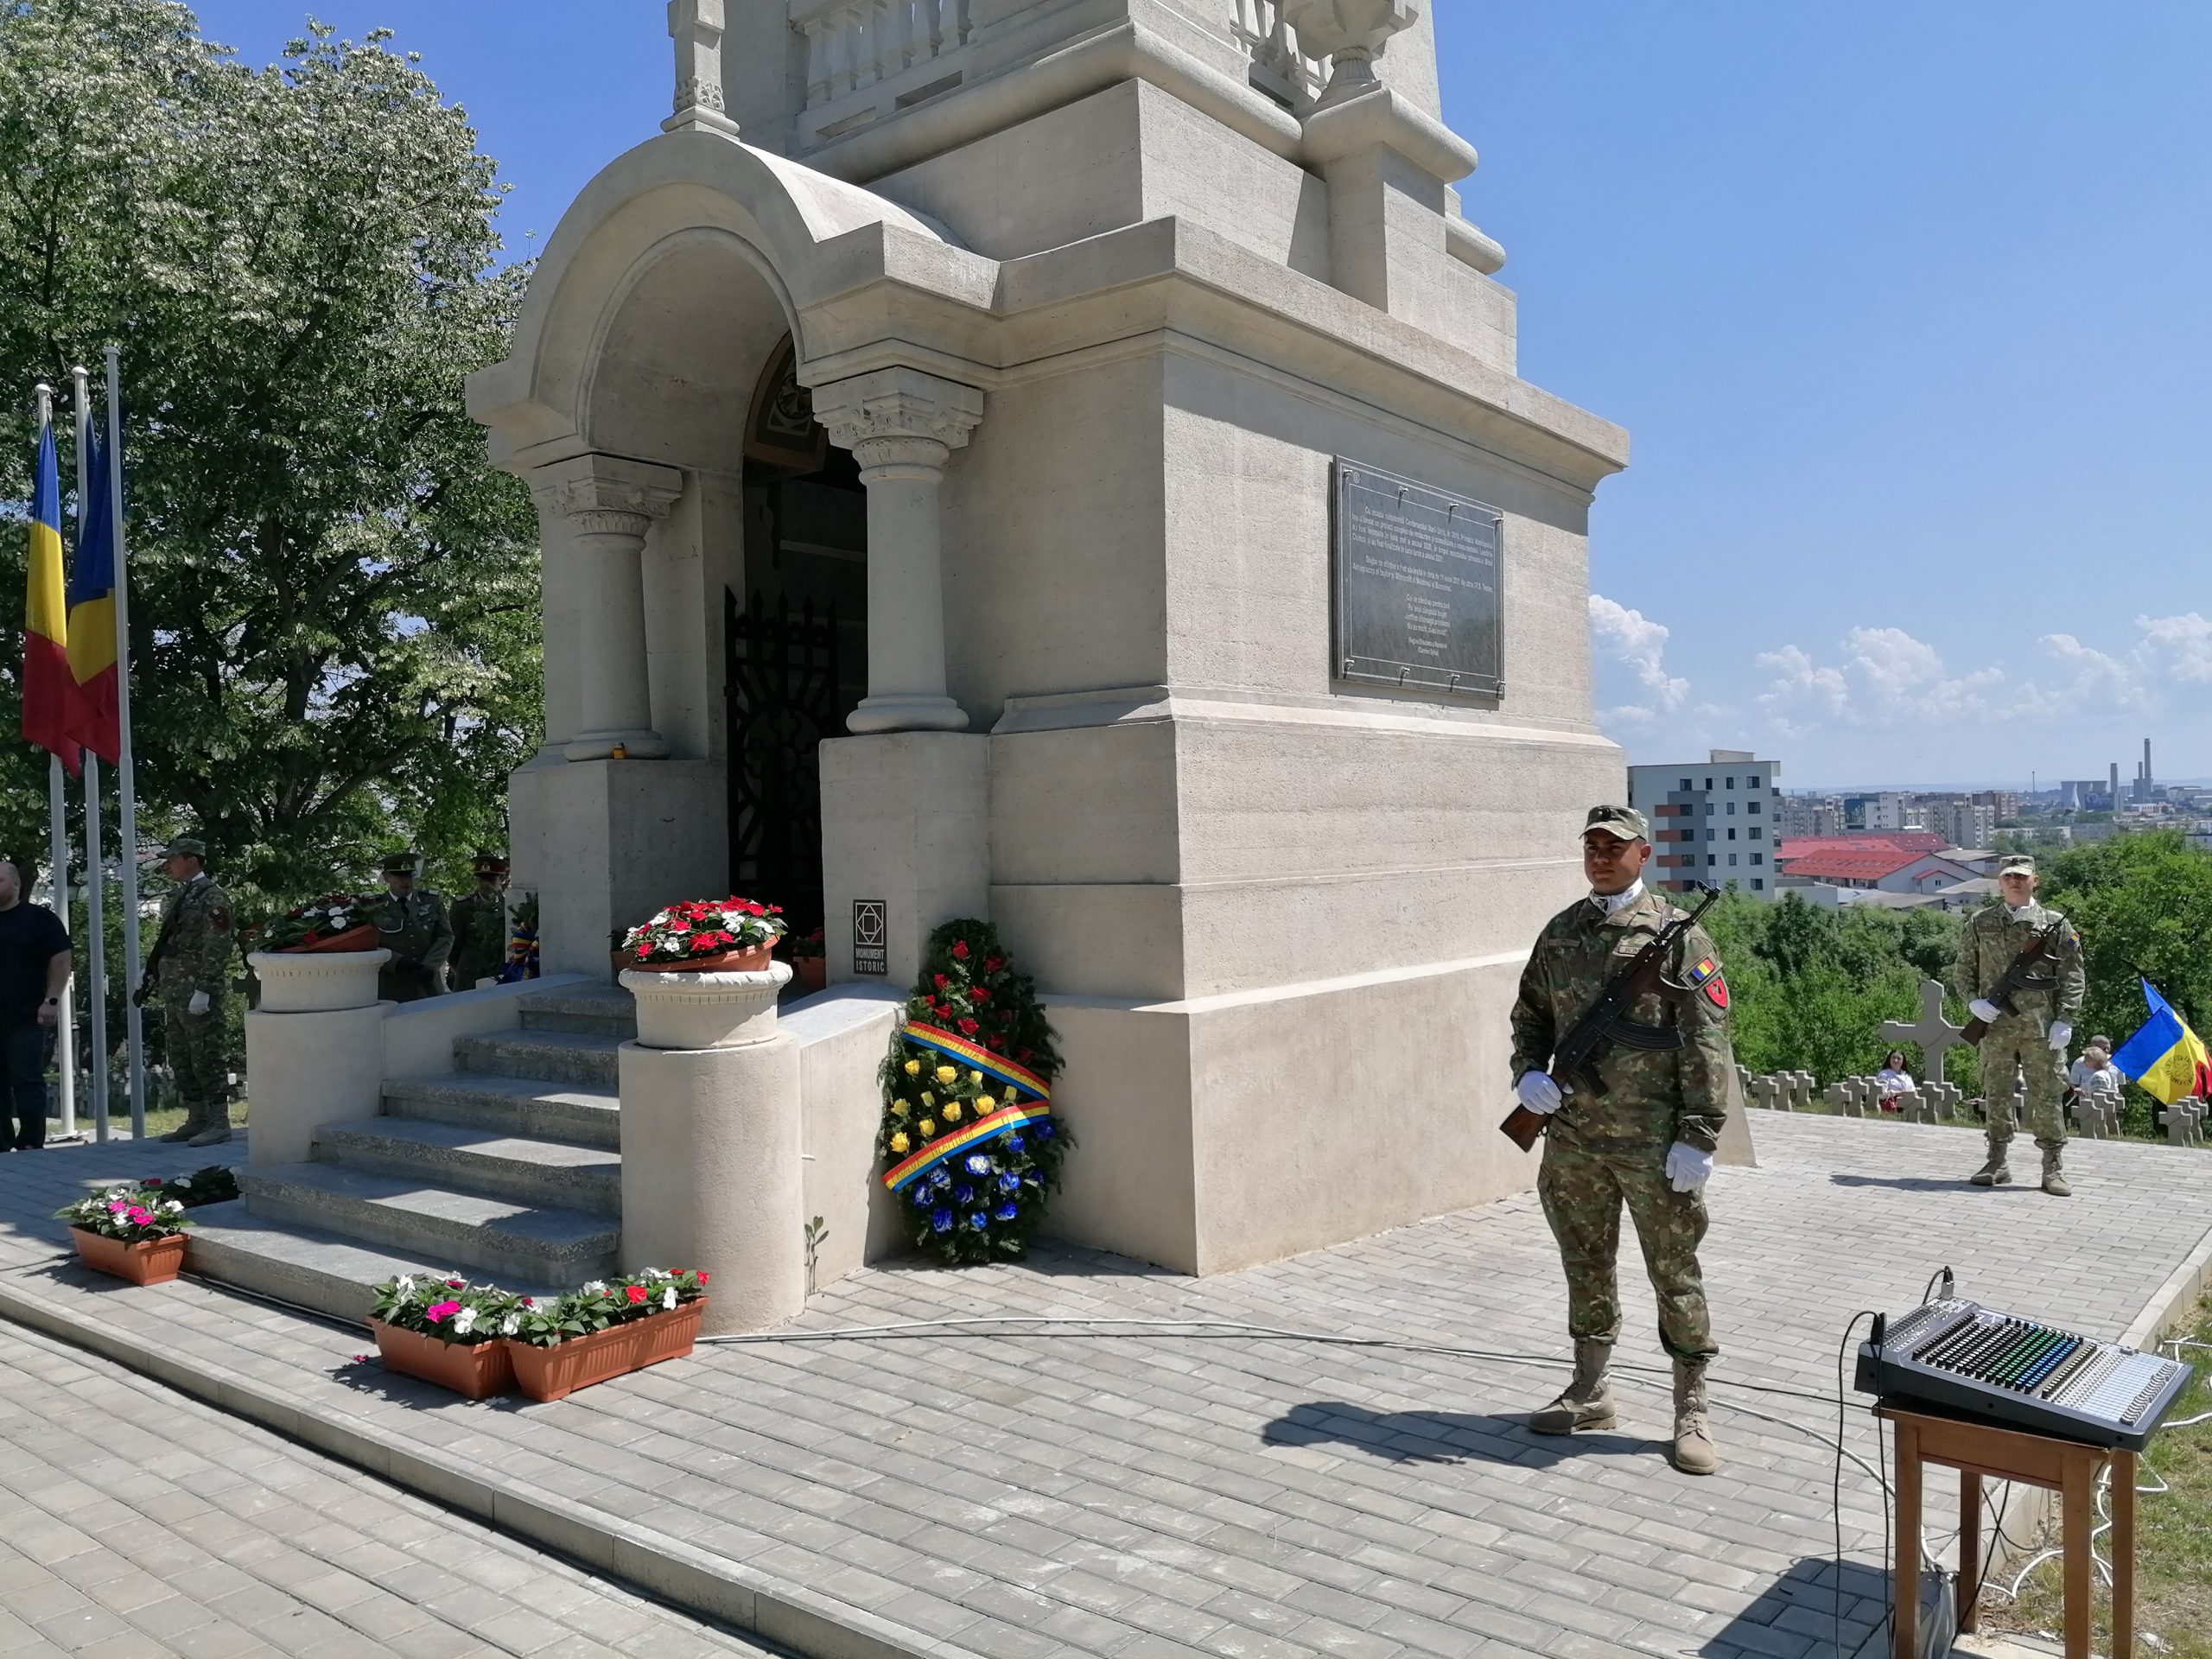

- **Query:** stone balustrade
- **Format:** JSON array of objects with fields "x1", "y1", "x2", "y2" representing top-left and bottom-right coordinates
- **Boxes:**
[
  {"x1": 794, "y1": 0, "x2": 975, "y2": 124},
  {"x1": 1233, "y1": 0, "x2": 1328, "y2": 105}
]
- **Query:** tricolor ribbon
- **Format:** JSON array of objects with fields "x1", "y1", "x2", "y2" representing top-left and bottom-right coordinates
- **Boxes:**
[
  {"x1": 901, "y1": 1020, "x2": 1049, "y2": 1100},
  {"x1": 883, "y1": 1103, "x2": 1053, "y2": 1192}
]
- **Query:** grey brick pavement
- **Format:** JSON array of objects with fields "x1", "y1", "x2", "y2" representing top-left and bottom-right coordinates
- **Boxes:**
[
  {"x1": 0, "y1": 1315, "x2": 784, "y2": 1656},
  {"x1": 0, "y1": 1118, "x2": 2205, "y2": 1659}
]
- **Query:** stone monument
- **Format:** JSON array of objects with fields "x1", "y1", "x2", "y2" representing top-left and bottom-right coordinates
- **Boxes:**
[{"x1": 467, "y1": 0, "x2": 1630, "y2": 1275}]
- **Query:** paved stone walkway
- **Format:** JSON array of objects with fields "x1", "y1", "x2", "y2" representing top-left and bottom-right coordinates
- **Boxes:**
[
  {"x1": 0, "y1": 1315, "x2": 783, "y2": 1657},
  {"x1": 0, "y1": 1118, "x2": 2206, "y2": 1659}
]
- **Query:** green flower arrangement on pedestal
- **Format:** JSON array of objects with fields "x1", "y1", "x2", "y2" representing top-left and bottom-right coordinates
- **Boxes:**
[{"x1": 876, "y1": 920, "x2": 1068, "y2": 1264}]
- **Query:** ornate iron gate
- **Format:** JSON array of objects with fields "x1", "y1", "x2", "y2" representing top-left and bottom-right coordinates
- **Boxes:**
[{"x1": 725, "y1": 588, "x2": 841, "y2": 933}]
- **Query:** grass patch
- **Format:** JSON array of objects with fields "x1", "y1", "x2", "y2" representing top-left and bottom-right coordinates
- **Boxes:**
[
  {"x1": 1982, "y1": 1293, "x2": 2212, "y2": 1654},
  {"x1": 41, "y1": 1100, "x2": 246, "y2": 1145}
]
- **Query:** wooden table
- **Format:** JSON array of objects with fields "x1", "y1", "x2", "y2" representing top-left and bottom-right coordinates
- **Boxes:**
[{"x1": 1877, "y1": 1402, "x2": 2134, "y2": 1659}]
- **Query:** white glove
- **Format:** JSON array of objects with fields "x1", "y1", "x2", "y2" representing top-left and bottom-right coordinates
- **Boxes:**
[
  {"x1": 187, "y1": 990, "x2": 209, "y2": 1016},
  {"x1": 1516, "y1": 1071, "x2": 1563, "y2": 1114},
  {"x1": 1665, "y1": 1141, "x2": 1714, "y2": 1194},
  {"x1": 1969, "y1": 999, "x2": 2001, "y2": 1024},
  {"x1": 2048, "y1": 1021, "x2": 2072, "y2": 1052}
]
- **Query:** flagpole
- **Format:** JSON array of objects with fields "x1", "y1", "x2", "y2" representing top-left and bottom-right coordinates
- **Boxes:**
[
  {"x1": 106, "y1": 347, "x2": 145, "y2": 1139},
  {"x1": 33, "y1": 384, "x2": 77, "y2": 1145},
  {"x1": 69, "y1": 369, "x2": 110, "y2": 1143}
]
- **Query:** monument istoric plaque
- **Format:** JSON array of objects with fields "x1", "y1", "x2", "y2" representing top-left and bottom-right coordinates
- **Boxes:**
[
  {"x1": 1332, "y1": 460, "x2": 1503, "y2": 696},
  {"x1": 853, "y1": 899, "x2": 887, "y2": 976}
]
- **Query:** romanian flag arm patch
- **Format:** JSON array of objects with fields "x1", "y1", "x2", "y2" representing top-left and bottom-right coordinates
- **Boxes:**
[{"x1": 1688, "y1": 955, "x2": 1729, "y2": 1009}]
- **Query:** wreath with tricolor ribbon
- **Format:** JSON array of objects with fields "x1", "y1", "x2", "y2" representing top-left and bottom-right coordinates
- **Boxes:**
[{"x1": 877, "y1": 919, "x2": 1069, "y2": 1263}]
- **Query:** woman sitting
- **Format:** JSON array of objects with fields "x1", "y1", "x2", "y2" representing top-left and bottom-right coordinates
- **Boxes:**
[{"x1": 1875, "y1": 1049, "x2": 1915, "y2": 1114}]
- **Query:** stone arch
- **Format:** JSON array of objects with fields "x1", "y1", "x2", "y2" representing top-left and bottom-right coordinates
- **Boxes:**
[{"x1": 468, "y1": 130, "x2": 960, "y2": 466}]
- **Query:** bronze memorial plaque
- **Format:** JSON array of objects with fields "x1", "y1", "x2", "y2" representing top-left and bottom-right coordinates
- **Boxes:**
[{"x1": 1332, "y1": 460, "x2": 1503, "y2": 696}]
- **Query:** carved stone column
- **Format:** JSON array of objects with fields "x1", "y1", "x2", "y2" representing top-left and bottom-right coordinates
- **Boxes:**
[
  {"x1": 812, "y1": 367, "x2": 985, "y2": 735},
  {"x1": 543, "y1": 454, "x2": 684, "y2": 761},
  {"x1": 664, "y1": 0, "x2": 741, "y2": 137}
]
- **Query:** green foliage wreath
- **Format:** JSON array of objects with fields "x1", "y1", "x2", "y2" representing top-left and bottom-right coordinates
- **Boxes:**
[{"x1": 877, "y1": 920, "x2": 1070, "y2": 1264}]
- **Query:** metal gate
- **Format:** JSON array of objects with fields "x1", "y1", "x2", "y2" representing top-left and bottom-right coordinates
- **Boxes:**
[{"x1": 724, "y1": 588, "x2": 841, "y2": 933}]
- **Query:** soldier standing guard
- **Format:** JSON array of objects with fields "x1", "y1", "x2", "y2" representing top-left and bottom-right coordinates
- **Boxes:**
[
  {"x1": 1509, "y1": 806, "x2": 1736, "y2": 1475},
  {"x1": 371, "y1": 851, "x2": 453, "y2": 1002},
  {"x1": 136, "y1": 837, "x2": 236, "y2": 1147},
  {"x1": 1958, "y1": 853, "x2": 2085, "y2": 1195},
  {"x1": 447, "y1": 852, "x2": 510, "y2": 990}
]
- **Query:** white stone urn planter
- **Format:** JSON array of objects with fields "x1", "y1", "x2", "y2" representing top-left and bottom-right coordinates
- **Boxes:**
[
  {"x1": 249, "y1": 949, "x2": 391, "y2": 1014},
  {"x1": 620, "y1": 963, "x2": 791, "y2": 1051},
  {"x1": 1281, "y1": 0, "x2": 1421, "y2": 97}
]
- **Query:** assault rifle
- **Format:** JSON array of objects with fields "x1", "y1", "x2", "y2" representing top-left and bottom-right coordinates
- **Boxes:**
[
  {"x1": 1500, "y1": 884, "x2": 1721, "y2": 1153},
  {"x1": 1960, "y1": 920, "x2": 2063, "y2": 1044}
]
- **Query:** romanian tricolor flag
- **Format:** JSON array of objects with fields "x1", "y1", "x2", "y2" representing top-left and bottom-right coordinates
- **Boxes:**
[
  {"x1": 2111, "y1": 980, "x2": 2212, "y2": 1106},
  {"x1": 65, "y1": 420, "x2": 120, "y2": 763},
  {"x1": 21, "y1": 413, "x2": 79, "y2": 776}
]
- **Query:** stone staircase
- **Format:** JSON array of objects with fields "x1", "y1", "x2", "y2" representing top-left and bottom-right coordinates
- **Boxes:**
[{"x1": 190, "y1": 985, "x2": 634, "y2": 1321}]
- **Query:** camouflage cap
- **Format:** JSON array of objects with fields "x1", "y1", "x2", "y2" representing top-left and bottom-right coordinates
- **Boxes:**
[
  {"x1": 380, "y1": 849, "x2": 422, "y2": 875},
  {"x1": 1583, "y1": 805, "x2": 1649, "y2": 843},
  {"x1": 1996, "y1": 854, "x2": 2037, "y2": 876},
  {"x1": 155, "y1": 836, "x2": 206, "y2": 861}
]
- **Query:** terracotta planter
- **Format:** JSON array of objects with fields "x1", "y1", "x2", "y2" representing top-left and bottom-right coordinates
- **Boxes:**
[
  {"x1": 505, "y1": 1300, "x2": 706, "y2": 1403},
  {"x1": 793, "y1": 957, "x2": 827, "y2": 995},
  {"x1": 70, "y1": 1227, "x2": 188, "y2": 1286},
  {"x1": 371, "y1": 1320, "x2": 515, "y2": 1400},
  {"x1": 627, "y1": 942, "x2": 776, "y2": 974},
  {"x1": 279, "y1": 922, "x2": 380, "y2": 955}
]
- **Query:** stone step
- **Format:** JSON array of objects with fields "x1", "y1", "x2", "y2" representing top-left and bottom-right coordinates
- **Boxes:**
[
  {"x1": 183, "y1": 1200, "x2": 563, "y2": 1325},
  {"x1": 239, "y1": 1163, "x2": 620, "y2": 1287},
  {"x1": 315, "y1": 1118, "x2": 622, "y2": 1218},
  {"x1": 382, "y1": 1073, "x2": 621, "y2": 1150},
  {"x1": 454, "y1": 1028, "x2": 623, "y2": 1088},
  {"x1": 518, "y1": 982, "x2": 637, "y2": 1039}
]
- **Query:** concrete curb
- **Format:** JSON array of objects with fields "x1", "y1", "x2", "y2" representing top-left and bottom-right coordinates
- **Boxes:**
[
  {"x1": 0, "y1": 1271, "x2": 986, "y2": 1659},
  {"x1": 1848, "y1": 1217, "x2": 2212, "y2": 1659}
]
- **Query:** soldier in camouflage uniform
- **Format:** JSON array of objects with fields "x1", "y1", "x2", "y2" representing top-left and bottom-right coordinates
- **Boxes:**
[
  {"x1": 137, "y1": 838, "x2": 237, "y2": 1147},
  {"x1": 446, "y1": 852, "x2": 509, "y2": 990},
  {"x1": 1957, "y1": 853, "x2": 2085, "y2": 1196},
  {"x1": 371, "y1": 851, "x2": 453, "y2": 1003},
  {"x1": 1509, "y1": 806, "x2": 1736, "y2": 1476}
]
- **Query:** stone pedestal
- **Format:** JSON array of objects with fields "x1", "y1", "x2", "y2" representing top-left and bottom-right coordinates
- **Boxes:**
[
  {"x1": 618, "y1": 964, "x2": 804, "y2": 1335},
  {"x1": 820, "y1": 732, "x2": 990, "y2": 989},
  {"x1": 242, "y1": 951, "x2": 391, "y2": 1168},
  {"x1": 511, "y1": 756, "x2": 728, "y2": 976}
]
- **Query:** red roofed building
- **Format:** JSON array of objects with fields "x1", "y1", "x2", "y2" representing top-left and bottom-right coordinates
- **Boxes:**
[
  {"x1": 1776, "y1": 846, "x2": 1980, "y2": 894},
  {"x1": 1773, "y1": 834, "x2": 1949, "y2": 861}
]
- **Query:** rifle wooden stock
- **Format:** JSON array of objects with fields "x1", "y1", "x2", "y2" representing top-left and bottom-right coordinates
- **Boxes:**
[
  {"x1": 1500, "y1": 1103, "x2": 1546, "y2": 1153},
  {"x1": 1961, "y1": 1014, "x2": 1989, "y2": 1045}
]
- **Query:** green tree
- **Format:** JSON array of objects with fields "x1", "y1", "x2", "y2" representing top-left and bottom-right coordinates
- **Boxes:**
[
  {"x1": 0, "y1": 1, "x2": 538, "y2": 916},
  {"x1": 2042, "y1": 831, "x2": 2212, "y2": 1078}
]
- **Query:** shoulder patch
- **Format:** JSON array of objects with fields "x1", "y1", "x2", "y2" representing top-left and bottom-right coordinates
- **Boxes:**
[
  {"x1": 207, "y1": 905, "x2": 232, "y2": 931},
  {"x1": 1687, "y1": 954, "x2": 1729, "y2": 1009}
]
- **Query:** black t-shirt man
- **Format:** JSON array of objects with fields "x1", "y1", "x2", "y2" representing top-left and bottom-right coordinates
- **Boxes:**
[{"x1": 0, "y1": 901, "x2": 69, "y2": 1028}]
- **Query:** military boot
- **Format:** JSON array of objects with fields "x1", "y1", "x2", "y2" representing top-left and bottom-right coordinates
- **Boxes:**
[
  {"x1": 1529, "y1": 1338, "x2": 1616, "y2": 1434},
  {"x1": 1670, "y1": 1358, "x2": 1719, "y2": 1476},
  {"x1": 188, "y1": 1110, "x2": 232, "y2": 1147},
  {"x1": 2040, "y1": 1147, "x2": 2071, "y2": 1198},
  {"x1": 1968, "y1": 1138, "x2": 2012, "y2": 1186},
  {"x1": 158, "y1": 1102, "x2": 204, "y2": 1143}
]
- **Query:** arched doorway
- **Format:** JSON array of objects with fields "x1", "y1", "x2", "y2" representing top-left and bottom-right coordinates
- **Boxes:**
[{"x1": 727, "y1": 334, "x2": 867, "y2": 939}]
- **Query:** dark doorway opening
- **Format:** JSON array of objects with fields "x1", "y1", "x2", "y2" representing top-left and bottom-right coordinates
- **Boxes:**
[{"x1": 726, "y1": 336, "x2": 866, "y2": 938}]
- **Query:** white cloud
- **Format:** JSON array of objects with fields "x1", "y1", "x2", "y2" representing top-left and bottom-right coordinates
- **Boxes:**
[{"x1": 1588, "y1": 594, "x2": 1688, "y2": 721}]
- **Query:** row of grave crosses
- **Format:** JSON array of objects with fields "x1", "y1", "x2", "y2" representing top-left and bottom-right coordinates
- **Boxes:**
[{"x1": 1738, "y1": 1063, "x2": 2209, "y2": 1145}]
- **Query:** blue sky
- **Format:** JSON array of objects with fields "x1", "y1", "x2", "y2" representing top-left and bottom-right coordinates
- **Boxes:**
[{"x1": 196, "y1": 2, "x2": 2212, "y2": 791}]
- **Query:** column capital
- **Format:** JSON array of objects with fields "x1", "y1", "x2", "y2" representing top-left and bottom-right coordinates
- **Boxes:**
[
  {"x1": 534, "y1": 454, "x2": 685, "y2": 540},
  {"x1": 812, "y1": 368, "x2": 984, "y2": 480}
]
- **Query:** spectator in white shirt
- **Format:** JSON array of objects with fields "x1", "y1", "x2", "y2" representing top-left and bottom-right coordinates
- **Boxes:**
[{"x1": 1875, "y1": 1049, "x2": 1914, "y2": 1114}]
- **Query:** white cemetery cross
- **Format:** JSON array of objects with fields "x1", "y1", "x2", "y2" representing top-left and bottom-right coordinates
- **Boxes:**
[
  {"x1": 1792, "y1": 1071, "x2": 1815, "y2": 1111},
  {"x1": 1895, "y1": 1088, "x2": 1924, "y2": 1124},
  {"x1": 1882, "y1": 977, "x2": 1970, "y2": 1087},
  {"x1": 1823, "y1": 1080, "x2": 1847, "y2": 1114},
  {"x1": 1751, "y1": 1076, "x2": 1778, "y2": 1111}
]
